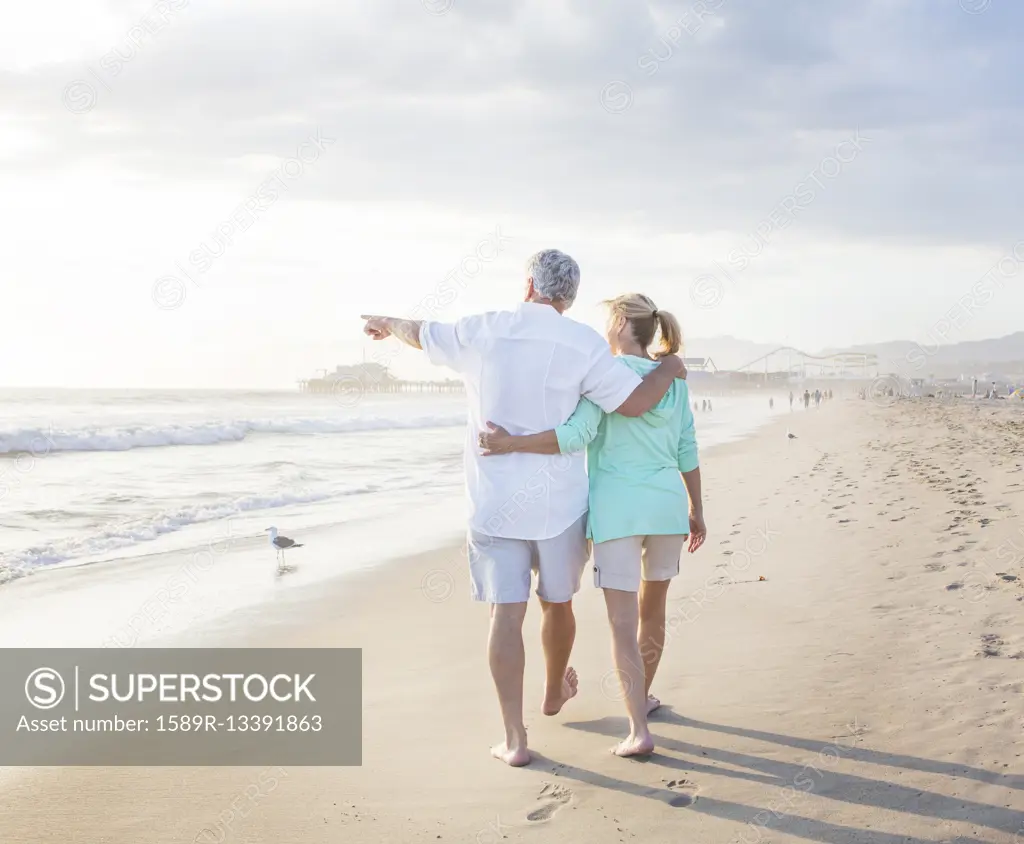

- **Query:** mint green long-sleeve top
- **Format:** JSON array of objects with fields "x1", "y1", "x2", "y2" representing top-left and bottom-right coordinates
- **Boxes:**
[{"x1": 555, "y1": 355, "x2": 699, "y2": 544}]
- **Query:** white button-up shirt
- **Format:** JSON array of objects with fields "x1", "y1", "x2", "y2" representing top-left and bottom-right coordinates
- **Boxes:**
[{"x1": 420, "y1": 302, "x2": 642, "y2": 540}]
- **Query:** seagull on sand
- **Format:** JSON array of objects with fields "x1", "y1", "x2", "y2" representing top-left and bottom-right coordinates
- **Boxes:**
[
  {"x1": 787, "y1": 429, "x2": 797, "y2": 440},
  {"x1": 266, "y1": 526, "x2": 303, "y2": 571}
]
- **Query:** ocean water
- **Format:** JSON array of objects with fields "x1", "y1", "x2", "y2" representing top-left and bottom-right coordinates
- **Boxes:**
[
  {"x1": 0, "y1": 387, "x2": 778, "y2": 601},
  {"x1": 0, "y1": 389, "x2": 468, "y2": 583}
]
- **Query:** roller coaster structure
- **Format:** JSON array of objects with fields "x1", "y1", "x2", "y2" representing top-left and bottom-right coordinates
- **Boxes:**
[{"x1": 735, "y1": 346, "x2": 879, "y2": 379}]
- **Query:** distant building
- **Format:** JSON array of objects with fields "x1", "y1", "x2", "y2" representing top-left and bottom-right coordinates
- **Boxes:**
[
  {"x1": 326, "y1": 362, "x2": 396, "y2": 386},
  {"x1": 683, "y1": 357, "x2": 718, "y2": 373}
]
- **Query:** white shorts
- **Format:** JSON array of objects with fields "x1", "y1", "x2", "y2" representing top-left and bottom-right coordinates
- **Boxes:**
[
  {"x1": 467, "y1": 515, "x2": 589, "y2": 604},
  {"x1": 592, "y1": 534, "x2": 685, "y2": 593}
]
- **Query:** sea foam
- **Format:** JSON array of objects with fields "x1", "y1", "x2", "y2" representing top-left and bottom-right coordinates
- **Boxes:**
[
  {"x1": 0, "y1": 415, "x2": 466, "y2": 456},
  {"x1": 0, "y1": 487, "x2": 351, "y2": 583}
]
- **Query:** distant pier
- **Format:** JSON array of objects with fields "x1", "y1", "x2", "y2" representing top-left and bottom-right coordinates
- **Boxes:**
[
  {"x1": 298, "y1": 378, "x2": 463, "y2": 395},
  {"x1": 297, "y1": 362, "x2": 463, "y2": 395}
]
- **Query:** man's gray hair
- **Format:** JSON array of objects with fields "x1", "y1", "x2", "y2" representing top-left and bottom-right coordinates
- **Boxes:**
[{"x1": 526, "y1": 249, "x2": 581, "y2": 305}]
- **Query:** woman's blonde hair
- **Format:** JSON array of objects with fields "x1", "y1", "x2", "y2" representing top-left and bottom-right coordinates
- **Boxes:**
[{"x1": 602, "y1": 293, "x2": 682, "y2": 358}]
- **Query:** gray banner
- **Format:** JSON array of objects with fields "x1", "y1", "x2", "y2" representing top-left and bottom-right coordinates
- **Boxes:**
[{"x1": 1, "y1": 648, "x2": 361, "y2": 766}]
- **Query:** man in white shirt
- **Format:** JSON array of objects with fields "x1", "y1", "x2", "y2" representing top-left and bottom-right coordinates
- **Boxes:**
[{"x1": 362, "y1": 249, "x2": 684, "y2": 766}]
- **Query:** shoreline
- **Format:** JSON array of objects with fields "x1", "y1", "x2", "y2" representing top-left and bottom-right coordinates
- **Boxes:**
[
  {"x1": 174, "y1": 402, "x2": 798, "y2": 648},
  {"x1": 0, "y1": 399, "x2": 784, "y2": 649}
]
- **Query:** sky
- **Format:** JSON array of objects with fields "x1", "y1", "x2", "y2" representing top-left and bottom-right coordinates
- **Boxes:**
[{"x1": 2, "y1": 0, "x2": 1023, "y2": 387}]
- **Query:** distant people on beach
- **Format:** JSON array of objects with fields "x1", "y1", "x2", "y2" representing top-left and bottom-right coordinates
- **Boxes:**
[
  {"x1": 707, "y1": 399, "x2": 713, "y2": 412},
  {"x1": 803, "y1": 390, "x2": 810, "y2": 409},
  {"x1": 789, "y1": 391, "x2": 794, "y2": 410},
  {"x1": 769, "y1": 397, "x2": 774, "y2": 410},
  {"x1": 814, "y1": 389, "x2": 821, "y2": 408},
  {"x1": 701, "y1": 399, "x2": 707, "y2": 412}
]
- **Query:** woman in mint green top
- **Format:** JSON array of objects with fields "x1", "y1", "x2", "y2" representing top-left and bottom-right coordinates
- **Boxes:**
[
  {"x1": 480, "y1": 293, "x2": 706, "y2": 758},
  {"x1": 552, "y1": 353, "x2": 699, "y2": 544}
]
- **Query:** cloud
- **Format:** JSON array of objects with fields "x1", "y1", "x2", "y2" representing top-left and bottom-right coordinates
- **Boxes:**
[{"x1": 3, "y1": 0, "x2": 1024, "y2": 246}]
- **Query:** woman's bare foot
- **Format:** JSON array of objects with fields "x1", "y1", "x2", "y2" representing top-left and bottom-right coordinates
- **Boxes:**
[
  {"x1": 542, "y1": 666, "x2": 579, "y2": 716},
  {"x1": 491, "y1": 741, "x2": 531, "y2": 767},
  {"x1": 612, "y1": 731, "x2": 655, "y2": 757},
  {"x1": 646, "y1": 694, "x2": 661, "y2": 715}
]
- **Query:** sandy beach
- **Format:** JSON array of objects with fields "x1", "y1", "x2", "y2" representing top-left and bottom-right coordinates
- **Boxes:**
[{"x1": 4, "y1": 396, "x2": 1024, "y2": 843}]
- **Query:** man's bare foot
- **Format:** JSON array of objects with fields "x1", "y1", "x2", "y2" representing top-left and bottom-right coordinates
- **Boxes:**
[
  {"x1": 612, "y1": 732, "x2": 655, "y2": 757},
  {"x1": 491, "y1": 741, "x2": 531, "y2": 767},
  {"x1": 542, "y1": 666, "x2": 579, "y2": 716},
  {"x1": 647, "y1": 694, "x2": 662, "y2": 715}
]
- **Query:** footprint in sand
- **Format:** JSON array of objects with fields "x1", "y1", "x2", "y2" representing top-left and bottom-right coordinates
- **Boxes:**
[
  {"x1": 980, "y1": 633, "x2": 1004, "y2": 658},
  {"x1": 527, "y1": 783, "x2": 573, "y2": 822},
  {"x1": 664, "y1": 779, "x2": 700, "y2": 808}
]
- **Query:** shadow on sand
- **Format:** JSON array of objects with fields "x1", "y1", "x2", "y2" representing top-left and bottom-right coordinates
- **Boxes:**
[{"x1": 518, "y1": 707, "x2": 1022, "y2": 843}]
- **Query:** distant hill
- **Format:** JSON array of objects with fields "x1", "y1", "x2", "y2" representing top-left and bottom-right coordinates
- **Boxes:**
[
  {"x1": 825, "y1": 332, "x2": 1024, "y2": 363},
  {"x1": 687, "y1": 332, "x2": 1024, "y2": 377},
  {"x1": 822, "y1": 331, "x2": 1024, "y2": 377}
]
